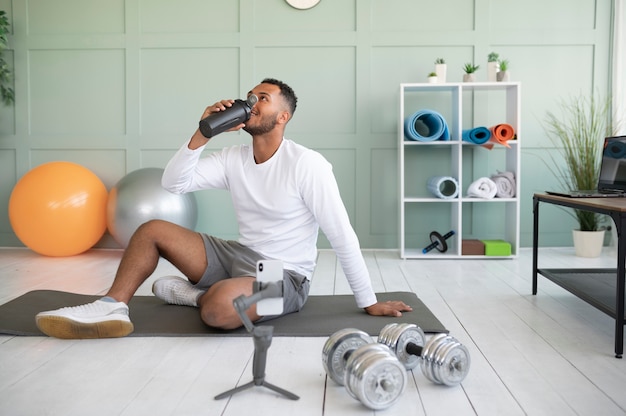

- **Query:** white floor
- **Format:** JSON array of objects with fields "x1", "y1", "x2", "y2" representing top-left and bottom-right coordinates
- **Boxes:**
[{"x1": 1, "y1": 247, "x2": 625, "y2": 416}]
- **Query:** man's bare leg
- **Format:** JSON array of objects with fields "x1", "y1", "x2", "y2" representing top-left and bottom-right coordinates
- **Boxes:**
[
  {"x1": 198, "y1": 277, "x2": 261, "y2": 330},
  {"x1": 106, "y1": 219, "x2": 208, "y2": 304},
  {"x1": 35, "y1": 219, "x2": 209, "y2": 339}
]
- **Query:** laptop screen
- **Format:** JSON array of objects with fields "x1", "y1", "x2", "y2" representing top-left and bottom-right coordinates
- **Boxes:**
[{"x1": 598, "y1": 135, "x2": 626, "y2": 193}]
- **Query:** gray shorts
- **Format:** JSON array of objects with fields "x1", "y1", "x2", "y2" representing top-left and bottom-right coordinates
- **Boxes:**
[{"x1": 196, "y1": 234, "x2": 310, "y2": 322}]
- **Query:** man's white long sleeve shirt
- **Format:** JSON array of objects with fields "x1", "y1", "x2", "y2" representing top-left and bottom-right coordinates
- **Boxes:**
[{"x1": 162, "y1": 138, "x2": 377, "y2": 308}]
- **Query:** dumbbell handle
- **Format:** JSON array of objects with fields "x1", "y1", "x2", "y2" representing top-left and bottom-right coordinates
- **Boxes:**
[
  {"x1": 405, "y1": 341, "x2": 464, "y2": 372},
  {"x1": 405, "y1": 342, "x2": 423, "y2": 357}
]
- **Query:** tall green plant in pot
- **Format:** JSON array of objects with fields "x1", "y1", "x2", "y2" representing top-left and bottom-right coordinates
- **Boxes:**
[
  {"x1": 543, "y1": 92, "x2": 617, "y2": 255},
  {"x1": 0, "y1": 10, "x2": 14, "y2": 105}
]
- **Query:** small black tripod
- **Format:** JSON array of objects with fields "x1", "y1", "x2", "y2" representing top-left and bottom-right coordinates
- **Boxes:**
[{"x1": 214, "y1": 281, "x2": 299, "y2": 401}]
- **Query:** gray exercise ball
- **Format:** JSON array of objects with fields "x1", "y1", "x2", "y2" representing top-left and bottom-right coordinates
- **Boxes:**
[{"x1": 106, "y1": 167, "x2": 198, "y2": 247}]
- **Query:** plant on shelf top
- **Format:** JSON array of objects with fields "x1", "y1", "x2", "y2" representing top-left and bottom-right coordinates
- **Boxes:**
[
  {"x1": 435, "y1": 58, "x2": 445, "y2": 64},
  {"x1": 498, "y1": 59, "x2": 509, "y2": 72},
  {"x1": 488, "y1": 52, "x2": 499, "y2": 62},
  {"x1": 463, "y1": 63, "x2": 479, "y2": 74},
  {"x1": 0, "y1": 10, "x2": 14, "y2": 106},
  {"x1": 542, "y1": 92, "x2": 619, "y2": 231},
  {"x1": 428, "y1": 72, "x2": 437, "y2": 77}
]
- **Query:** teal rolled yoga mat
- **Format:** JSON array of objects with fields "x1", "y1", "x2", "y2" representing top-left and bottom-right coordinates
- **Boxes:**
[
  {"x1": 404, "y1": 109, "x2": 450, "y2": 141},
  {"x1": 462, "y1": 127, "x2": 491, "y2": 144}
]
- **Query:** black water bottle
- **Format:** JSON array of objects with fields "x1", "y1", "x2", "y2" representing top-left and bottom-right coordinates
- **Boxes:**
[{"x1": 198, "y1": 94, "x2": 258, "y2": 138}]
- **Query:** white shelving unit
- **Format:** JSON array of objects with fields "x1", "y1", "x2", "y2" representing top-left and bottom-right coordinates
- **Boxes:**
[{"x1": 399, "y1": 82, "x2": 521, "y2": 259}]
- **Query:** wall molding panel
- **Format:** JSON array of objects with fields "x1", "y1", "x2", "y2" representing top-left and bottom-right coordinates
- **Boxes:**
[{"x1": 0, "y1": 0, "x2": 616, "y2": 250}]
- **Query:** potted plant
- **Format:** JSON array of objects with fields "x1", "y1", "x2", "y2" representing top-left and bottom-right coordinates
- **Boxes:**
[
  {"x1": 427, "y1": 72, "x2": 438, "y2": 83},
  {"x1": 0, "y1": 10, "x2": 13, "y2": 106},
  {"x1": 487, "y1": 52, "x2": 499, "y2": 82},
  {"x1": 434, "y1": 58, "x2": 446, "y2": 83},
  {"x1": 496, "y1": 59, "x2": 510, "y2": 82},
  {"x1": 543, "y1": 92, "x2": 617, "y2": 257},
  {"x1": 462, "y1": 63, "x2": 479, "y2": 82}
]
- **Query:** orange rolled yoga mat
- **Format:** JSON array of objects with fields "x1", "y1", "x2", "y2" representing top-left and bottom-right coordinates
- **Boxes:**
[
  {"x1": 488, "y1": 123, "x2": 516, "y2": 147},
  {"x1": 481, "y1": 123, "x2": 516, "y2": 149}
]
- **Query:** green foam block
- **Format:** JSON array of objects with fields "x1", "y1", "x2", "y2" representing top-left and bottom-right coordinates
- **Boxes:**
[{"x1": 481, "y1": 239, "x2": 511, "y2": 256}]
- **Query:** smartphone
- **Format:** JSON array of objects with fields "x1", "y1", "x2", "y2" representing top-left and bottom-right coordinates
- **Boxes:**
[{"x1": 256, "y1": 260, "x2": 284, "y2": 316}]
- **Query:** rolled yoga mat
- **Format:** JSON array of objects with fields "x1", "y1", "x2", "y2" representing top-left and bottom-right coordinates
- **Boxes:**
[
  {"x1": 462, "y1": 127, "x2": 491, "y2": 144},
  {"x1": 427, "y1": 176, "x2": 459, "y2": 199},
  {"x1": 404, "y1": 109, "x2": 450, "y2": 142},
  {"x1": 488, "y1": 123, "x2": 515, "y2": 148}
]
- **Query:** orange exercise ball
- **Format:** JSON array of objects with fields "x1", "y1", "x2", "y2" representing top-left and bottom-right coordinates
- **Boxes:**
[{"x1": 9, "y1": 161, "x2": 108, "y2": 257}]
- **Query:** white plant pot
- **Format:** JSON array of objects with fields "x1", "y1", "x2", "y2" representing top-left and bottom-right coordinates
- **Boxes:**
[
  {"x1": 487, "y1": 61, "x2": 499, "y2": 82},
  {"x1": 435, "y1": 64, "x2": 447, "y2": 83},
  {"x1": 463, "y1": 73, "x2": 475, "y2": 82},
  {"x1": 572, "y1": 229, "x2": 605, "y2": 258},
  {"x1": 428, "y1": 76, "x2": 438, "y2": 84}
]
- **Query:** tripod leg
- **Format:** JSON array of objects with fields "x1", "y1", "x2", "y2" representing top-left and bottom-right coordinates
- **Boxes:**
[
  {"x1": 214, "y1": 381, "x2": 255, "y2": 400},
  {"x1": 261, "y1": 381, "x2": 300, "y2": 400}
]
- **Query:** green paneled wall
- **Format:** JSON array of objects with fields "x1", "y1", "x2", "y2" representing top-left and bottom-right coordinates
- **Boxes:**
[{"x1": 0, "y1": 0, "x2": 617, "y2": 251}]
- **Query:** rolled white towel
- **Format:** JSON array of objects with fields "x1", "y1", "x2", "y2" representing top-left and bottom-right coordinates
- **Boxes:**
[
  {"x1": 490, "y1": 171, "x2": 516, "y2": 198},
  {"x1": 467, "y1": 177, "x2": 497, "y2": 199}
]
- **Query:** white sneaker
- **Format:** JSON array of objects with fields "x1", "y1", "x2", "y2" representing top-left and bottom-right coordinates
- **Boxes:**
[
  {"x1": 152, "y1": 276, "x2": 204, "y2": 307},
  {"x1": 36, "y1": 300, "x2": 133, "y2": 339}
]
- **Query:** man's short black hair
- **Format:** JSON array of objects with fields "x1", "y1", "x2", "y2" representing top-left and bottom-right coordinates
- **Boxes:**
[{"x1": 261, "y1": 78, "x2": 297, "y2": 116}]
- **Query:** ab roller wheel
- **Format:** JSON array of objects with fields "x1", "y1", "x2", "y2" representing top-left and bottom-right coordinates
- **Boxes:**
[
  {"x1": 322, "y1": 324, "x2": 471, "y2": 410},
  {"x1": 422, "y1": 230, "x2": 455, "y2": 254}
]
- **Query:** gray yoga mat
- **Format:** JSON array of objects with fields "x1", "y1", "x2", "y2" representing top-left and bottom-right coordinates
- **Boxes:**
[{"x1": 0, "y1": 290, "x2": 448, "y2": 337}]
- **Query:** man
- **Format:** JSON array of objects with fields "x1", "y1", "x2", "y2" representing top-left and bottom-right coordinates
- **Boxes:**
[{"x1": 36, "y1": 78, "x2": 412, "y2": 339}]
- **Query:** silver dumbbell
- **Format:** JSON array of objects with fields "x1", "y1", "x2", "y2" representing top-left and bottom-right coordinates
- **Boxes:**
[
  {"x1": 322, "y1": 328, "x2": 407, "y2": 410},
  {"x1": 378, "y1": 323, "x2": 470, "y2": 386}
]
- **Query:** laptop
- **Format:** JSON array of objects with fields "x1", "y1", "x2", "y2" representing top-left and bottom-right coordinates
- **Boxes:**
[{"x1": 546, "y1": 135, "x2": 626, "y2": 198}]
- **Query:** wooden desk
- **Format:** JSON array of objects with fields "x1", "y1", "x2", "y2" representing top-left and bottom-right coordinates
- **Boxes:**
[{"x1": 532, "y1": 193, "x2": 626, "y2": 358}]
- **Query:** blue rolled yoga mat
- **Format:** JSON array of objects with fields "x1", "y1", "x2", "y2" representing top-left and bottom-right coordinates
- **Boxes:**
[
  {"x1": 462, "y1": 127, "x2": 491, "y2": 144},
  {"x1": 404, "y1": 109, "x2": 450, "y2": 141}
]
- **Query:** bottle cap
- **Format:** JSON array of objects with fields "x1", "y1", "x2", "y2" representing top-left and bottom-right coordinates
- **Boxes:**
[{"x1": 247, "y1": 94, "x2": 258, "y2": 106}]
